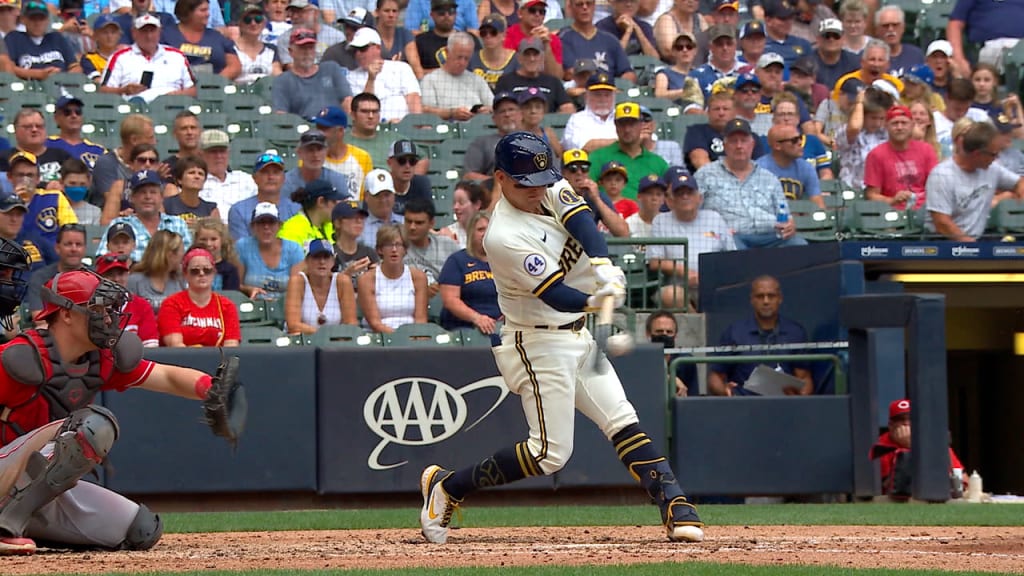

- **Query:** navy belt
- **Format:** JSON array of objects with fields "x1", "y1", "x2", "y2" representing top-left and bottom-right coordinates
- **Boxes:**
[{"x1": 534, "y1": 317, "x2": 586, "y2": 331}]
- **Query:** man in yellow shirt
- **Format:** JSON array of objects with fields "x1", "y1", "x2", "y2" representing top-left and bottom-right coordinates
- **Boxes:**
[
  {"x1": 311, "y1": 106, "x2": 373, "y2": 202},
  {"x1": 6, "y1": 151, "x2": 77, "y2": 247}
]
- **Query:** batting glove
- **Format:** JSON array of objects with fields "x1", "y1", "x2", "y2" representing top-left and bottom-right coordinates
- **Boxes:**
[
  {"x1": 591, "y1": 257, "x2": 626, "y2": 289},
  {"x1": 586, "y1": 282, "x2": 626, "y2": 311}
]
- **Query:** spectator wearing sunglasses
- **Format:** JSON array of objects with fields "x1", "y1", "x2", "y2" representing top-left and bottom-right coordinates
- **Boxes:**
[
  {"x1": 25, "y1": 223, "x2": 87, "y2": 325},
  {"x1": 503, "y1": 0, "x2": 561, "y2": 78},
  {"x1": 406, "y1": 0, "x2": 478, "y2": 36},
  {"x1": 234, "y1": 3, "x2": 282, "y2": 85},
  {"x1": 47, "y1": 96, "x2": 107, "y2": 171},
  {"x1": 560, "y1": 148, "x2": 629, "y2": 237},
  {"x1": 756, "y1": 123, "x2": 823, "y2": 209},
  {"x1": 469, "y1": 13, "x2": 515, "y2": 91},
  {"x1": 95, "y1": 251, "x2": 161, "y2": 347},
  {"x1": 158, "y1": 247, "x2": 241, "y2": 347},
  {"x1": 7, "y1": 151, "x2": 78, "y2": 247},
  {"x1": 284, "y1": 238, "x2": 357, "y2": 334},
  {"x1": 385, "y1": 141, "x2": 432, "y2": 216},
  {"x1": 413, "y1": 0, "x2": 481, "y2": 73}
]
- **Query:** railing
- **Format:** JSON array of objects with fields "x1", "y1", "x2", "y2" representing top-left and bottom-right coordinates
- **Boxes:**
[{"x1": 607, "y1": 236, "x2": 689, "y2": 314}]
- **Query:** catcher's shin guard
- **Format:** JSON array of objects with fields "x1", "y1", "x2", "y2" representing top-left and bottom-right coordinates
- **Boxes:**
[
  {"x1": 121, "y1": 504, "x2": 163, "y2": 550},
  {"x1": 0, "y1": 406, "x2": 119, "y2": 537}
]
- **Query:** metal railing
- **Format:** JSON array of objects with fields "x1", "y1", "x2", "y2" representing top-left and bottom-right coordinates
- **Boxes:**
[{"x1": 607, "y1": 236, "x2": 689, "y2": 313}]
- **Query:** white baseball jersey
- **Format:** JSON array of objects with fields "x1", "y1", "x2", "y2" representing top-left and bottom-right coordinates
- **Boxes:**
[{"x1": 483, "y1": 178, "x2": 599, "y2": 328}]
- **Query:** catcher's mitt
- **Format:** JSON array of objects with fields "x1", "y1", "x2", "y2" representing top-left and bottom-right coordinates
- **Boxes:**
[{"x1": 202, "y1": 355, "x2": 247, "y2": 448}]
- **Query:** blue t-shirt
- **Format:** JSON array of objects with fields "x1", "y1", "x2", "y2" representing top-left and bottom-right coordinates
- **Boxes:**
[
  {"x1": 558, "y1": 28, "x2": 631, "y2": 78},
  {"x1": 708, "y1": 316, "x2": 810, "y2": 395},
  {"x1": 437, "y1": 249, "x2": 500, "y2": 331},
  {"x1": 595, "y1": 16, "x2": 656, "y2": 57},
  {"x1": 682, "y1": 123, "x2": 767, "y2": 172},
  {"x1": 404, "y1": 0, "x2": 478, "y2": 32},
  {"x1": 228, "y1": 195, "x2": 302, "y2": 242},
  {"x1": 46, "y1": 136, "x2": 106, "y2": 170},
  {"x1": 812, "y1": 50, "x2": 860, "y2": 91},
  {"x1": 950, "y1": 0, "x2": 1024, "y2": 44},
  {"x1": 236, "y1": 236, "x2": 304, "y2": 300},
  {"x1": 765, "y1": 36, "x2": 813, "y2": 68},
  {"x1": 161, "y1": 25, "x2": 237, "y2": 74},
  {"x1": 888, "y1": 44, "x2": 925, "y2": 79},
  {"x1": 115, "y1": 12, "x2": 178, "y2": 45},
  {"x1": 5, "y1": 31, "x2": 78, "y2": 71},
  {"x1": 754, "y1": 152, "x2": 821, "y2": 201},
  {"x1": 382, "y1": 27, "x2": 415, "y2": 61}
]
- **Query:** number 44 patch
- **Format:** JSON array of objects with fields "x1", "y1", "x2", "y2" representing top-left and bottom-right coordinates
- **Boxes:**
[{"x1": 523, "y1": 254, "x2": 546, "y2": 277}]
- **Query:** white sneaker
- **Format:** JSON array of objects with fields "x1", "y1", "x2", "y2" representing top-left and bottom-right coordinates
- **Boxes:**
[
  {"x1": 0, "y1": 536, "x2": 36, "y2": 555},
  {"x1": 664, "y1": 496, "x2": 705, "y2": 543},
  {"x1": 419, "y1": 464, "x2": 458, "y2": 544}
]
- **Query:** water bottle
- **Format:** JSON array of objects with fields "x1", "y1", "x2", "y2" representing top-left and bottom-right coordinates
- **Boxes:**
[
  {"x1": 776, "y1": 201, "x2": 790, "y2": 239},
  {"x1": 967, "y1": 470, "x2": 983, "y2": 502}
]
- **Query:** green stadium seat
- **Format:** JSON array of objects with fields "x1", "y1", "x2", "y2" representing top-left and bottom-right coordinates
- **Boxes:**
[
  {"x1": 992, "y1": 199, "x2": 1024, "y2": 235},
  {"x1": 239, "y1": 325, "x2": 292, "y2": 346},
  {"x1": 397, "y1": 113, "x2": 453, "y2": 145},
  {"x1": 197, "y1": 112, "x2": 229, "y2": 132},
  {"x1": 308, "y1": 324, "x2": 380, "y2": 347},
  {"x1": 382, "y1": 323, "x2": 455, "y2": 347},
  {"x1": 219, "y1": 290, "x2": 269, "y2": 325},
  {"x1": 42, "y1": 72, "x2": 94, "y2": 97},
  {"x1": 455, "y1": 327, "x2": 499, "y2": 347},
  {"x1": 844, "y1": 200, "x2": 908, "y2": 238},
  {"x1": 789, "y1": 199, "x2": 836, "y2": 242}
]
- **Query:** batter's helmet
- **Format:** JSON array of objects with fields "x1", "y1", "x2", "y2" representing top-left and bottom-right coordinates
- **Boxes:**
[
  {"x1": 0, "y1": 237, "x2": 30, "y2": 331},
  {"x1": 36, "y1": 270, "x2": 130, "y2": 349},
  {"x1": 494, "y1": 132, "x2": 561, "y2": 187}
]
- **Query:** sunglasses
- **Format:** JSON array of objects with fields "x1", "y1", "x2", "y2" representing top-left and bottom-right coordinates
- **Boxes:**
[
  {"x1": 528, "y1": 6, "x2": 547, "y2": 15},
  {"x1": 394, "y1": 156, "x2": 418, "y2": 166},
  {"x1": 565, "y1": 163, "x2": 591, "y2": 173},
  {"x1": 480, "y1": 28, "x2": 499, "y2": 37},
  {"x1": 433, "y1": 7, "x2": 456, "y2": 15},
  {"x1": 243, "y1": 14, "x2": 265, "y2": 24},
  {"x1": 778, "y1": 136, "x2": 802, "y2": 145},
  {"x1": 60, "y1": 223, "x2": 86, "y2": 233},
  {"x1": 738, "y1": 86, "x2": 760, "y2": 94},
  {"x1": 61, "y1": 107, "x2": 82, "y2": 117},
  {"x1": 188, "y1": 267, "x2": 215, "y2": 276},
  {"x1": 822, "y1": 32, "x2": 841, "y2": 40},
  {"x1": 673, "y1": 43, "x2": 695, "y2": 51},
  {"x1": 135, "y1": 156, "x2": 159, "y2": 165},
  {"x1": 100, "y1": 253, "x2": 131, "y2": 264}
]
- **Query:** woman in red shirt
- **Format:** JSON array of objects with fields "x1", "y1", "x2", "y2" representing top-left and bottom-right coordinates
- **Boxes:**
[{"x1": 157, "y1": 248, "x2": 241, "y2": 347}]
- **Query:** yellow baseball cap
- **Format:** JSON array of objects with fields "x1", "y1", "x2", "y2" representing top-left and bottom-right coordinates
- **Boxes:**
[
  {"x1": 615, "y1": 102, "x2": 640, "y2": 121},
  {"x1": 562, "y1": 149, "x2": 589, "y2": 165},
  {"x1": 8, "y1": 150, "x2": 37, "y2": 167}
]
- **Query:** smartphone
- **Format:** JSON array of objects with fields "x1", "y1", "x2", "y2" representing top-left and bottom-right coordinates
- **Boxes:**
[{"x1": 140, "y1": 71, "x2": 153, "y2": 88}]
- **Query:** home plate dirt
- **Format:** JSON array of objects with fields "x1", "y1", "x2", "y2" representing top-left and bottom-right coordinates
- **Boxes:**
[{"x1": 5, "y1": 526, "x2": 1024, "y2": 574}]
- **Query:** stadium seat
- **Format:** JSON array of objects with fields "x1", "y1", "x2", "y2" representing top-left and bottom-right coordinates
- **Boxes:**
[
  {"x1": 457, "y1": 113, "x2": 496, "y2": 140},
  {"x1": 992, "y1": 199, "x2": 1024, "y2": 235},
  {"x1": 455, "y1": 327, "x2": 498, "y2": 347},
  {"x1": 148, "y1": 94, "x2": 202, "y2": 115},
  {"x1": 789, "y1": 199, "x2": 836, "y2": 242},
  {"x1": 308, "y1": 324, "x2": 380, "y2": 347},
  {"x1": 239, "y1": 325, "x2": 292, "y2": 346},
  {"x1": 844, "y1": 200, "x2": 908, "y2": 239},
  {"x1": 397, "y1": 113, "x2": 453, "y2": 145},
  {"x1": 42, "y1": 72, "x2": 94, "y2": 97},
  {"x1": 219, "y1": 290, "x2": 269, "y2": 325},
  {"x1": 382, "y1": 323, "x2": 455, "y2": 346},
  {"x1": 197, "y1": 112, "x2": 229, "y2": 132}
]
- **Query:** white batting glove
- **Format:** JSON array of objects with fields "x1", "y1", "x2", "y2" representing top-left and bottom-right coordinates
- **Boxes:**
[
  {"x1": 591, "y1": 257, "x2": 626, "y2": 289},
  {"x1": 586, "y1": 282, "x2": 626, "y2": 310}
]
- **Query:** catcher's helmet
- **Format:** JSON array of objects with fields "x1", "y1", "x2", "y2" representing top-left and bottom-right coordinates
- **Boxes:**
[
  {"x1": 0, "y1": 237, "x2": 30, "y2": 330},
  {"x1": 36, "y1": 270, "x2": 130, "y2": 349},
  {"x1": 494, "y1": 132, "x2": 561, "y2": 187}
]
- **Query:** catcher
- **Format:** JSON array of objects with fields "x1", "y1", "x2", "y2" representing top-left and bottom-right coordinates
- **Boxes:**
[{"x1": 0, "y1": 268, "x2": 245, "y2": 555}]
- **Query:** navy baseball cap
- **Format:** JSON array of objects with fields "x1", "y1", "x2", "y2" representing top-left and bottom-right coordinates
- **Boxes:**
[
  {"x1": 129, "y1": 170, "x2": 162, "y2": 191},
  {"x1": 107, "y1": 221, "x2": 135, "y2": 241},
  {"x1": 0, "y1": 195, "x2": 27, "y2": 213},
  {"x1": 55, "y1": 94, "x2": 84, "y2": 109},
  {"x1": 586, "y1": 72, "x2": 616, "y2": 91},
  {"x1": 638, "y1": 174, "x2": 667, "y2": 194},
  {"x1": 740, "y1": 20, "x2": 765, "y2": 38},
  {"x1": 307, "y1": 238, "x2": 335, "y2": 257},
  {"x1": 639, "y1": 105, "x2": 654, "y2": 121},
  {"x1": 304, "y1": 179, "x2": 345, "y2": 201},
  {"x1": 93, "y1": 13, "x2": 121, "y2": 31},
  {"x1": 724, "y1": 118, "x2": 752, "y2": 136},
  {"x1": 598, "y1": 161, "x2": 628, "y2": 181},
  {"x1": 735, "y1": 72, "x2": 761, "y2": 90},
  {"x1": 312, "y1": 106, "x2": 348, "y2": 128},
  {"x1": 494, "y1": 131, "x2": 560, "y2": 187},
  {"x1": 839, "y1": 77, "x2": 866, "y2": 96},
  {"x1": 990, "y1": 109, "x2": 1022, "y2": 134},
  {"x1": 669, "y1": 171, "x2": 699, "y2": 194},
  {"x1": 253, "y1": 151, "x2": 285, "y2": 173},
  {"x1": 516, "y1": 86, "x2": 547, "y2": 105},
  {"x1": 764, "y1": 0, "x2": 796, "y2": 19},
  {"x1": 493, "y1": 90, "x2": 517, "y2": 107},
  {"x1": 662, "y1": 165, "x2": 688, "y2": 183},
  {"x1": 332, "y1": 200, "x2": 369, "y2": 220}
]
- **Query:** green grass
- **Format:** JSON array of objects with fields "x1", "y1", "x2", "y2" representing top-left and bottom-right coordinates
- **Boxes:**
[
  {"x1": 162, "y1": 503, "x2": 1024, "y2": 534},
  {"x1": 34, "y1": 566, "x2": 1020, "y2": 576}
]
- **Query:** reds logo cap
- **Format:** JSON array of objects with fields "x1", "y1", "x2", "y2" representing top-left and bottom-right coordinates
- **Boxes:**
[{"x1": 889, "y1": 399, "x2": 911, "y2": 419}]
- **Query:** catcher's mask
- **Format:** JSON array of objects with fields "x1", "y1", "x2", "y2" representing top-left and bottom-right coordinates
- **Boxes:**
[
  {"x1": 37, "y1": 269, "x2": 130, "y2": 349},
  {"x1": 0, "y1": 237, "x2": 30, "y2": 331}
]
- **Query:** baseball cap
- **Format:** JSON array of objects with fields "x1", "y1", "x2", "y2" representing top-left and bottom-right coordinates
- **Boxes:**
[
  {"x1": 298, "y1": 129, "x2": 327, "y2": 149},
  {"x1": 662, "y1": 165, "x2": 687, "y2": 183},
  {"x1": 669, "y1": 171, "x2": 698, "y2": 194},
  {"x1": 639, "y1": 105, "x2": 654, "y2": 122},
  {"x1": 818, "y1": 18, "x2": 842, "y2": 35},
  {"x1": 348, "y1": 26, "x2": 381, "y2": 49},
  {"x1": 615, "y1": 102, "x2": 640, "y2": 121},
  {"x1": 251, "y1": 201, "x2": 280, "y2": 223},
  {"x1": 8, "y1": 150, "x2": 37, "y2": 167},
  {"x1": 106, "y1": 221, "x2": 135, "y2": 241},
  {"x1": 200, "y1": 129, "x2": 230, "y2": 150},
  {"x1": 93, "y1": 13, "x2": 121, "y2": 31},
  {"x1": 253, "y1": 151, "x2": 285, "y2": 173},
  {"x1": 303, "y1": 180, "x2": 343, "y2": 202},
  {"x1": 990, "y1": 109, "x2": 1022, "y2": 134},
  {"x1": 493, "y1": 90, "x2": 517, "y2": 107},
  {"x1": 517, "y1": 37, "x2": 544, "y2": 55},
  {"x1": 904, "y1": 64, "x2": 935, "y2": 88},
  {"x1": 586, "y1": 72, "x2": 616, "y2": 91},
  {"x1": 562, "y1": 149, "x2": 589, "y2": 165},
  {"x1": 871, "y1": 78, "x2": 901, "y2": 101},
  {"x1": 763, "y1": 0, "x2": 796, "y2": 19},
  {"x1": 290, "y1": 28, "x2": 317, "y2": 46},
  {"x1": 389, "y1": 139, "x2": 419, "y2": 159},
  {"x1": 307, "y1": 238, "x2": 335, "y2": 257},
  {"x1": 133, "y1": 13, "x2": 161, "y2": 28},
  {"x1": 516, "y1": 86, "x2": 547, "y2": 105},
  {"x1": 364, "y1": 168, "x2": 395, "y2": 196},
  {"x1": 0, "y1": 195, "x2": 27, "y2": 213},
  {"x1": 287, "y1": 0, "x2": 317, "y2": 9},
  {"x1": 480, "y1": 13, "x2": 507, "y2": 33},
  {"x1": 332, "y1": 200, "x2": 369, "y2": 219},
  {"x1": 571, "y1": 58, "x2": 597, "y2": 76},
  {"x1": 889, "y1": 399, "x2": 911, "y2": 420},
  {"x1": 0, "y1": 0, "x2": 20, "y2": 9},
  {"x1": 714, "y1": 0, "x2": 739, "y2": 10},
  {"x1": 241, "y1": 3, "x2": 264, "y2": 14},
  {"x1": 521, "y1": 0, "x2": 547, "y2": 8},
  {"x1": 839, "y1": 77, "x2": 866, "y2": 96},
  {"x1": 673, "y1": 30, "x2": 696, "y2": 45},
  {"x1": 791, "y1": 56, "x2": 816, "y2": 76},
  {"x1": 129, "y1": 169, "x2": 162, "y2": 191},
  {"x1": 339, "y1": 6, "x2": 373, "y2": 27},
  {"x1": 598, "y1": 161, "x2": 628, "y2": 181},
  {"x1": 56, "y1": 95, "x2": 84, "y2": 110},
  {"x1": 757, "y1": 52, "x2": 785, "y2": 69},
  {"x1": 735, "y1": 72, "x2": 761, "y2": 90},
  {"x1": 926, "y1": 40, "x2": 953, "y2": 57},
  {"x1": 22, "y1": 0, "x2": 47, "y2": 16},
  {"x1": 724, "y1": 118, "x2": 752, "y2": 136},
  {"x1": 707, "y1": 24, "x2": 735, "y2": 42},
  {"x1": 431, "y1": 0, "x2": 456, "y2": 9},
  {"x1": 95, "y1": 253, "x2": 132, "y2": 276},
  {"x1": 638, "y1": 174, "x2": 667, "y2": 194},
  {"x1": 311, "y1": 106, "x2": 349, "y2": 127},
  {"x1": 740, "y1": 20, "x2": 765, "y2": 39},
  {"x1": 886, "y1": 105, "x2": 912, "y2": 121}
]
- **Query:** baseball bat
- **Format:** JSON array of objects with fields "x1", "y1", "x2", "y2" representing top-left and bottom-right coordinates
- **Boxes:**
[{"x1": 592, "y1": 294, "x2": 615, "y2": 373}]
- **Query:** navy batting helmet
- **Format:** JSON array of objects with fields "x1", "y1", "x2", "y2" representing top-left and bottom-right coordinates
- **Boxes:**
[{"x1": 494, "y1": 132, "x2": 561, "y2": 187}]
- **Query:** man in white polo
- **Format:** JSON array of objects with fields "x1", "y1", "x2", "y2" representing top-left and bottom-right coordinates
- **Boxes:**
[
  {"x1": 198, "y1": 130, "x2": 258, "y2": 224},
  {"x1": 345, "y1": 27, "x2": 422, "y2": 124},
  {"x1": 99, "y1": 13, "x2": 196, "y2": 103}
]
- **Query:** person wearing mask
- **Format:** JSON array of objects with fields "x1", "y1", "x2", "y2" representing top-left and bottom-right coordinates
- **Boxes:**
[
  {"x1": 646, "y1": 310, "x2": 697, "y2": 398},
  {"x1": 59, "y1": 159, "x2": 99, "y2": 225},
  {"x1": 284, "y1": 238, "x2": 357, "y2": 334}
]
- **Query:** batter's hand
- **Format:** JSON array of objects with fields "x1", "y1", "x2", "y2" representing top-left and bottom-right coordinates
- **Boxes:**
[
  {"x1": 590, "y1": 257, "x2": 626, "y2": 289},
  {"x1": 587, "y1": 282, "x2": 625, "y2": 310}
]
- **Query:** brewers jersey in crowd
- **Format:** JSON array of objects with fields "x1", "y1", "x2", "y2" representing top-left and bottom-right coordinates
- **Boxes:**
[{"x1": 484, "y1": 177, "x2": 598, "y2": 328}]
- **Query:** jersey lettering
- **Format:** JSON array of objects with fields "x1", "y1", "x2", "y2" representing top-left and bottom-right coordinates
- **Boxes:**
[
  {"x1": 557, "y1": 237, "x2": 584, "y2": 275},
  {"x1": 463, "y1": 270, "x2": 494, "y2": 283}
]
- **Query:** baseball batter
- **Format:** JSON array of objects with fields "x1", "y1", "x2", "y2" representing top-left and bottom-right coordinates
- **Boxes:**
[
  {"x1": 0, "y1": 267, "x2": 244, "y2": 555},
  {"x1": 419, "y1": 132, "x2": 704, "y2": 544}
]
